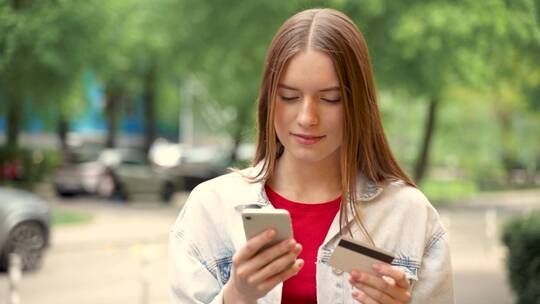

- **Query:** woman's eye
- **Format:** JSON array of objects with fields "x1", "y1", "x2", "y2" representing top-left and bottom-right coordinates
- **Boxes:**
[
  {"x1": 280, "y1": 96, "x2": 299, "y2": 101},
  {"x1": 322, "y1": 98, "x2": 341, "y2": 103}
]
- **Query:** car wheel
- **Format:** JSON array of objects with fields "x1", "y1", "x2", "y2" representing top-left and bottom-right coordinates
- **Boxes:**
[
  {"x1": 160, "y1": 182, "x2": 174, "y2": 203},
  {"x1": 55, "y1": 188, "x2": 75, "y2": 197},
  {"x1": 97, "y1": 173, "x2": 116, "y2": 199},
  {"x1": 114, "y1": 182, "x2": 129, "y2": 201},
  {"x1": 1, "y1": 222, "x2": 47, "y2": 272},
  {"x1": 97, "y1": 173, "x2": 128, "y2": 201}
]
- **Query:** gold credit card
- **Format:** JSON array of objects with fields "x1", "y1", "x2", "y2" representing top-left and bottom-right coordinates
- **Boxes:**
[{"x1": 328, "y1": 237, "x2": 395, "y2": 275}]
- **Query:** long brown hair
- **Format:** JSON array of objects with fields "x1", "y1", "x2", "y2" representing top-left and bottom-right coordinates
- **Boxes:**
[{"x1": 251, "y1": 8, "x2": 416, "y2": 242}]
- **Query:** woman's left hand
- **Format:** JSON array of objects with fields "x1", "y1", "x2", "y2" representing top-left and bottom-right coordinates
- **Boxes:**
[{"x1": 348, "y1": 263, "x2": 411, "y2": 304}]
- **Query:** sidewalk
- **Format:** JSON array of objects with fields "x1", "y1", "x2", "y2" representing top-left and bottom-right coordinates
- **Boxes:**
[
  {"x1": 442, "y1": 188, "x2": 540, "y2": 210},
  {"x1": 1, "y1": 196, "x2": 182, "y2": 304},
  {"x1": 439, "y1": 188, "x2": 539, "y2": 304}
]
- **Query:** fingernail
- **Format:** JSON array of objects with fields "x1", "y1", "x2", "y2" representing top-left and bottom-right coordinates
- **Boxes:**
[
  {"x1": 267, "y1": 229, "x2": 275, "y2": 238},
  {"x1": 353, "y1": 290, "x2": 365, "y2": 299},
  {"x1": 352, "y1": 270, "x2": 362, "y2": 278}
]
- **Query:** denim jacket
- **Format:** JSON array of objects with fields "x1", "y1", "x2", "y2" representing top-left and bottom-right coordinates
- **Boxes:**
[{"x1": 169, "y1": 166, "x2": 455, "y2": 303}]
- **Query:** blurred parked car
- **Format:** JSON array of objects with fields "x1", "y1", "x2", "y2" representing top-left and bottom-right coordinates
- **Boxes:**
[
  {"x1": 52, "y1": 148, "x2": 106, "y2": 197},
  {"x1": 0, "y1": 187, "x2": 51, "y2": 271},
  {"x1": 171, "y1": 146, "x2": 229, "y2": 191},
  {"x1": 96, "y1": 149, "x2": 182, "y2": 203},
  {"x1": 149, "y1": 140, "x2": 255, "y2": 191}
]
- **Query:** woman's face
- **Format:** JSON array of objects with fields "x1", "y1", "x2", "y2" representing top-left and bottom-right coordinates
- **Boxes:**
[{"x1": 274, "y1": 49, "x2": 344, "y2": 165}]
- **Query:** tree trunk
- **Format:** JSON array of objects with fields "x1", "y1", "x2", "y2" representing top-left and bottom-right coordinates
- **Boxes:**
[
  {"x1": 6, "y1": 99, "x2": 21, "y2": 149},
  {"x1": 105, "y1": 86, "x2": 122, "y2": 148},
  {"x1": 57, "y1": 115, "x2": 69, "y2": 150},
  {"x1": 229, "y1": 132, "x2": 242, "y2": 164},
  {"x1": 495, "y1": 108, "x2": 515, "y2": 185},
  {"x1": 12, "y1": 0, "x2": 25, "y2": 9},
  {"x1": 143, "y1": 65, "x2": 157, "y2": 154},
  {"x1": 6, "y1": 0, "x2": 25, "y2": 149},
  {"x1": 413, "y1": 96, "x2": 439, "y2": 184}
]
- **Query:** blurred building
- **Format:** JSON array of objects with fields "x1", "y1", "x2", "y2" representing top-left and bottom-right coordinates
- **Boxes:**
[{"x1": 0, "y1": 71, "x2": 177, "y2": 149}]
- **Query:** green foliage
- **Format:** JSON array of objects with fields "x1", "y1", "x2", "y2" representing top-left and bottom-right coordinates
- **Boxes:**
[
  {"x1": 170, "y1": 0, "x2": 302, "y2": 142},
  {"x1": 0, "y1": 0, "x2": 110, "y2": 148},
  {"x1": 334, "y1": 0, "x2": 540, "y2": 184},
  {"x1": 420, "y1": 179, "x2": 476, "y2": 205},
  {"x1": 94, "y1": 0, "x2": 177, "y2": 94},
  {"x1": 502, "y1": 212, "x2": 540, "y2": 304},
  {"x1": 0, "y1": 0, "x2": 106, "y2": 107},
  {"x1": 433, "y1": 93, "x2": 505, "y2": 185},
  {"x1": 1, "y1": 0, "x2": 538, "y2": 191},
  {"x1": 379, "y1": 92, "x2": 424, "y2": 172}
]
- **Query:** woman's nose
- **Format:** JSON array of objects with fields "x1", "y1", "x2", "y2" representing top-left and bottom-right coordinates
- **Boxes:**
[{"x1": 297, "y1": 97, "x2": 319, "y2": 127}]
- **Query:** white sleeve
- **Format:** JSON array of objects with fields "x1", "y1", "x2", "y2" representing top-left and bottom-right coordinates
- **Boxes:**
[
  {"x1": 168, "y1": 189, "x2": 226, "y2": 304},
  {"x1": 410, "y1": 228, "x2": 455, "y2": 304}
]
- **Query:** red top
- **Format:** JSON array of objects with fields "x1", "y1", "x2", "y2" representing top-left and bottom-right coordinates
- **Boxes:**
[{"x1": 265, "y1": 185, "x2": 341, "y2": 304}]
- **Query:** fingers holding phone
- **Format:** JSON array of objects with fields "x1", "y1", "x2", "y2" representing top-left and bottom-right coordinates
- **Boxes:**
[
  {"x1": 239, "y1": 234, "x2": 301, "y2": 277},
  {"x1": 243, "y1": 236, "x2": 303, "y2": 285},
  {"x1": 226, "y1": 229, "x2": 303, "y2": 303},
  {"x1": 223, "y1": 209, "x2": 303, "y2": 303}
]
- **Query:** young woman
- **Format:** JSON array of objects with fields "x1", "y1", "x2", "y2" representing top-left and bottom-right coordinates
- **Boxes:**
[{"x1": 169, "y1": 8, "x2": 454, "y2": 304}]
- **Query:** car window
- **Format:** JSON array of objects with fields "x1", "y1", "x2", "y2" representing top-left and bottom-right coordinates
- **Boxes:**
[
  {"x1": 64, "y1": 150, "x2": 100, "y2": 164},
  {"x1": 120, "y1": 152, "x2": 148, "y2": 166}
]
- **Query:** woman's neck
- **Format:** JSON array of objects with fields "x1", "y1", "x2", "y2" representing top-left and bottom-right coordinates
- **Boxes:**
[{"x1": 267, "y1": 152, "x2": 342, "y2": 203}]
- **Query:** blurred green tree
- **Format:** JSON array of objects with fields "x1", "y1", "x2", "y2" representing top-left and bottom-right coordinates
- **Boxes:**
[
  {"x1": 2, "y1": 0, "x2": 538, "y2": 189},
  {"x1": 92, "y1": 0, "x2": 180, "y2": 152},
  {"x1": 0, "y1": 0, "x2": 106, "y2": 149},
  {"x1": 335, "y1": 0, "x2": 540, "y2": 184},
  {"x1": 169, "y1": 0, "x2": 301, "y2": 162}
]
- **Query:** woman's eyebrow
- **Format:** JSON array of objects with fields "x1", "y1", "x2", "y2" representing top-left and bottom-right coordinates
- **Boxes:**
[
  {"x1": 319, "y1": 86, "x2": 340, "y2": 92},
  {"x1": 277, "y1": 84, "x2": 299, "y2": 91},
  {"x1": 277, "y1": 83, "x2": 340, "y2": 92}
]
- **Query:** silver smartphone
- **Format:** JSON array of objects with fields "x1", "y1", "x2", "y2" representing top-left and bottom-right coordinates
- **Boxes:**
[
  {"x1": 328, "y1": 237, "x2": 395, "y2": 275},
  {"x1": 242, "y1": 208, "x2": 293, "y2": 251}
]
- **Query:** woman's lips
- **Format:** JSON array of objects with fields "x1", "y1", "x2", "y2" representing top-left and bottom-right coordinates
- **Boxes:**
[{"x1": 291, "y1": 133, "x2": 325, "y2": 145}]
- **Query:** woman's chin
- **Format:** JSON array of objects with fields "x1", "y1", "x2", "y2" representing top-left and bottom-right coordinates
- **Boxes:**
[{"x1": 283, "y1": 149, "x2": 338, "y2": 165}]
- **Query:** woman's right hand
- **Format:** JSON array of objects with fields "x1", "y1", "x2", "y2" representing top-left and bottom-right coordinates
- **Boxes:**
[{"x1": 223, "y1": 229, "x2": 304, "y2": 304}]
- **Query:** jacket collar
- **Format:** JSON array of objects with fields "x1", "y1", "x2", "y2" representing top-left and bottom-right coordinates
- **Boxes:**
[{"x1": 233, "y1": 162, "x2": 384, "y2": 212}]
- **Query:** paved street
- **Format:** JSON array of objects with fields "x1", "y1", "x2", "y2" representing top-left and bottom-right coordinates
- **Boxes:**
[
  {"x1": 441, "y1": 209, "x2": 515, "y2": 304},
  {"x1": 440, "y1": 189, "x2": 540, "y2": 303},
  {"x1": 1, "y1": 189, "x2": 538, "y2": 304},
  {"x1": 0, "y1": 193, "x2": 186, "y2": 304}
]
